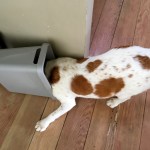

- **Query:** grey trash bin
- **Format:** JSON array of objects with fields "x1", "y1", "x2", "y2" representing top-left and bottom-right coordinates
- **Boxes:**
[{"x1": 0, "y1": 43, "x2": 55, "y2": 97}]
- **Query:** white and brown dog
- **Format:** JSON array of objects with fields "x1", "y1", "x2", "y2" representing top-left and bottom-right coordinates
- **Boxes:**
[{"x1": 35, "y1": 46, "x2": 150, "y2": 132}]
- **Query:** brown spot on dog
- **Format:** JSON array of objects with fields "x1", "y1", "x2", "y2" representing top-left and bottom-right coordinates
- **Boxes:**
[
  {"x1": 94, "y1": 77, "x2": 125, "y2": 98},
  {"x1": 126, "y1": 64, "x2": 131, "y2": 69},
  {"x1": 122, "y1": 64, "x2": 131, "y2": 71},
  {"x1": 49, "y1": 66, "x2": 60, "y2": 84},
  {"x1": 86, "y1": 60, "x2": 102, "y2": 72},
  {"x1": 128, "y1": 74, "x2": 133, "y2": 78},
  {"x1": 134, "y1": 55, "x2": 150, "y2": 69},
  {"x1": 113, "y1": 66, "x2": 119, "y2": 71},
  {"x1": 77, "y1": 58, "x2": 88, "y2": 63},
  {"x1": 71, "y1": 75, "x2": 93, "y2": 95}
]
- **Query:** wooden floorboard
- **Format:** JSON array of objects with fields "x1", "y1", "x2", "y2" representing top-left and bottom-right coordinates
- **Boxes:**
[
  {"x1": 134, "y1": 0, "x2": 150, "y2": 48},
  {"x1": 0, "y1": 85, "x2": 24, "y2": 148},
  {"x1": 112, "y1": 94, "x2": 146, "y2": 150},
  {"x1": 84, "y1": 100, "x2": 113, "y2": 150},
  {"x1": 89, "y1": 0, "x2": 124, "y2": 56},
  {"x1": 134, "y1": 0, "x2": 150, "y2": 149},
  {"x1": 90, "y1": 0, "x2": 106, "y2": 41},
  {"x1": 134, "y1": 0, "x2": 150, "y2": 47},
  {"x1": 111, "y1": 0, "x2": 142, "y2": 48},
  {"x1": 140, "y1": 91, "x2": 150, "y2": 150},
  {"x1": 1, "y1": 95, "x2": 48, "y2": 150},
  {"x1": 28, "y1": 99, "x2": 66, "y2": 150}
]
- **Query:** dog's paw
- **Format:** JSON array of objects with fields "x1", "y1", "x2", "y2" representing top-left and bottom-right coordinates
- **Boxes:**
[
  {"x1": 35, "y1": 120, "x2": 49, "y2": 132},
  {"x1": 107, "y1": 99, "x2": 119, "y2": 108}
]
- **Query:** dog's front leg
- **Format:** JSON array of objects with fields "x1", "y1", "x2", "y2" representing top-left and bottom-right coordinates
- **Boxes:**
[{"x1": 35, "y1": 99, "x2": 76, "y2": 132}]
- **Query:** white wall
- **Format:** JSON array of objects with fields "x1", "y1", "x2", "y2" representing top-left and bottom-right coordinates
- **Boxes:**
[{"x1": 0, "y1": 0, "x2": 94, "y2": 57}]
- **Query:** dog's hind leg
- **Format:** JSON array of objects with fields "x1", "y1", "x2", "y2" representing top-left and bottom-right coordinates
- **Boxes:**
[{"x1": 106, "y1": 96, "x2": 131, "y2": 108}]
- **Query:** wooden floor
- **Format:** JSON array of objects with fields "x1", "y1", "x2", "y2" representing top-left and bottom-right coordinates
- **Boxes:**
[{"x1": 1, "y1": 0, "x2": 150, "y2": 149}]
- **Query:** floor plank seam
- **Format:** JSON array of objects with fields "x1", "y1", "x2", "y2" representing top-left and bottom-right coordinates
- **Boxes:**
[
  {"x1": 110, "y1": 106, "x2": 120, "y2": 150},
  {"x1": 90, "y1": 0, "x2": 107, "y2": 48},
  {"x1": 82, "y1": 100, "x2": 97, "y2": 150},
  {"x1": 138, "y1": 92, "x2": 147, "y2": 150},
  {"x1": 55, "y1": 110, "x2": 69, "y2": 150},
  {"x1": 4, "y1": 94, "x2": 25, "y2": 131},
  {"x1": 104, "y1": 107, "x2": 120, "y2": 150},
  {"x1": 27, "y1": 97, "x2": 49, "y2": 150},
  {"x1": 26, "y1": 126, "x2": 37, "y2": 150},
  {"x1": 0, "y1": 94, "x2": 25, "y2": 149},
  {"x1": 133, "y1": 0, "x2": 143, "y2": 44},
  {"x1": 39, "y1": 98, "x2": 49, "y2": 120},
  {"x1": 110, "y1": 0, "x2": 125, "y2": 48}
]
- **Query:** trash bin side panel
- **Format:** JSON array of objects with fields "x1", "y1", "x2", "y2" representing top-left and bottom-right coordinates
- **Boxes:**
[
  {"x1": 0, "y1": 48, "x2": 38, "y2": 65},
  {"x1": 0, "y1": 43, "x2": 55, "y2": 98},
  {"x1": 0, "y1": 69, "x2": 52, "y2": 97}
]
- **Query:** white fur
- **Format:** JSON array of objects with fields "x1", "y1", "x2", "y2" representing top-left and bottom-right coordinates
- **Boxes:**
[{"x1": 35, "y1": 46, "x2": 150, "y2": 132}]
